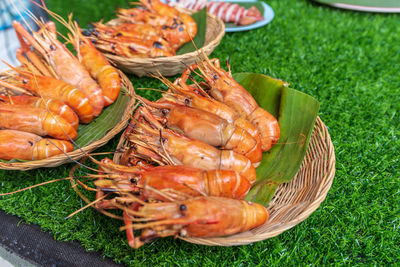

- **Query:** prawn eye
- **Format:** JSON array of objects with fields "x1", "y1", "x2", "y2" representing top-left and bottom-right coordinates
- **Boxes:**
[
  {"x1": 161, "y1": 109, "x2": 169, "y2": 116},
  {"x1": 49, "y1": 44, "x2": 56, "y2": 51},
  {"x1": 179, "y1": 229, "x2": 187, "y2": 237},
  {"x1": 213, "y1": 74, "x2": 218, "y2": 80},
  {"x1": 130, "y1": 178, "x2": 137, "y2": 184},
  {"x1": 81, "y1": 29, "x2": 90, "y2": 36},
  {"x1": 153, "y1": 41, "x2": 163, "y2": 49},
  {"x1": 179, "y1": 204, "x2": 187, "y2": 212},
  {"x1": 184, "y1": 98, "x2": 190, "y2": 105},
  {"x1": 22, "y1": 79, "x2": 28, "y2": 84},
  {"x1": 129, "y1": 45, "x2": 137, "y2": 52}
]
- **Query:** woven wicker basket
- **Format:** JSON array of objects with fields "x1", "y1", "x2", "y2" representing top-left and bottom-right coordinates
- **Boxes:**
[
  {"x1": 100, "y1": 13, "x2": 225, "y2": 77},
  {"x1": 113, "y1": 117, "x2": 335, "y2": 246},
  {"x1": 0, "y1": 71, "x2": 136, "y2": 171}
]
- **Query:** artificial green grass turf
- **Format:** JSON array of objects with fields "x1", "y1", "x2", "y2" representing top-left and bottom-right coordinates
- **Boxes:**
[{"x1": 1, "y1": 0, "x2": 399, "y2": 265}]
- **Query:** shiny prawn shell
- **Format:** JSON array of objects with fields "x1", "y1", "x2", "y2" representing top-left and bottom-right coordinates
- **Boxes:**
[
  {"x1": 69, "y1": 21, "x2": 121, "y2": 106},
  {"x1": 121, "y1": 196, "x2": 269, "y2": 248},
  {"x1": 181, "y1": 56, "x2": 281, "y2": 151},
  {"x1": 0, "y1": 130, "x2": 73, "y2": 160},
  {"x1": 12, "y1": 21, "x2": 105, "y2": 116},
  {"x1": 96, "y1": 158, "x2": 251, "y2": 200},
  {"x1": 139, "y1": 100, "x2": 262, "y2": 165},
  {"x1": 127, "y1": 118, "x2": 257, "y2": 182},
  {"x1": 0, "y1": 95, "x2": 79, "y2": 129},
  {"x1": 0, "y1": 104, "x2": 77, "y2": 140}
]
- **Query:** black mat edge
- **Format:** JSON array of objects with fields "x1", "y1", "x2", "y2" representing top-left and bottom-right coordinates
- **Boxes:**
[{"x1": 0, "y1": 209, "x2": 123, "y2": 267}]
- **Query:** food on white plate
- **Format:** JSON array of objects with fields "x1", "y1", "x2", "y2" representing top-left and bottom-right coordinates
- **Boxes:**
[{"x1": 168, "y1": 0, "x2": 264, "y2": 25}]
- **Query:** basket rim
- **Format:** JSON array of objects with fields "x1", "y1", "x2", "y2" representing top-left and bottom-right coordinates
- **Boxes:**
[
  {"x1": 0, "y1": 71, "x2": 136, "y2": 171},
  {"x1": 100, "y1": 13, "x2": 225, "y2": 64},
  {"x1": 113, "y1": 117, "x2": 336, "y2": 246}
]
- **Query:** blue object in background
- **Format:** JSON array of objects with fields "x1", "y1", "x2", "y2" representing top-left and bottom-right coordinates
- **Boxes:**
[
  {"x1": 0, "y1": 0, "x2": 46, "y2": 70},
  {"x1": 0, "y1": 0, "x2": 32, "y2": 30}
]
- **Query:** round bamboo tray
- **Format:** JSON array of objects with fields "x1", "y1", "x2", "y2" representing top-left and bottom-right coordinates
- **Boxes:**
[
  {"x1": 100, "y1": 13, "x2": 225, "y2": 77},
  {"x1": 0, "y1": 71, "x2": 136, "y2": 171},
  {"x1": 113, "y1": 117, "x2": 336, "y2": 246}
]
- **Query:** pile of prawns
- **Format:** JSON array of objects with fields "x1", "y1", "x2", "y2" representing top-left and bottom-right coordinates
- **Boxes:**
[
  {"x1": 0, "y1": 5, "x2": 121, "y2": 161},
  {"x1": 71, "y1": 51, "x2": 280, "y2": 248},
  {"x1": 87, "y1": 0, "x2": 197, "y2": 58}
]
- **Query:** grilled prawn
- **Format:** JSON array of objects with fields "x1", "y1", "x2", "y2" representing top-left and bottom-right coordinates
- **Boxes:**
[
  {"x1": 13, "y1": 20, "x2": 105, "y2": 116},
  {"x1": 0, "y1": 104, "x2": 77, "y2": 140},
  {"x1": 180, "y1": 54, "x2": 281, "y2": 152},
  {"x1": 114, "y1": 195, "x2": 269, "y2": 248},
  {"x1": 94, "y1": 158, "x2": 251, "y2": 201},
  {"x1": 159, "y1": 76, "x2": 262, "y2": 151},
  {"x1": 0, "y1": 130, "x2": 73, "y2": 160},
  {"x1": 0, "y1": 71, "x2": 94, "y2": 123},
  {"x1": 0, "y1": 95, "x2": 79, "y2": 129},
  {"x1": 136, "y1": 98, "x2": 262, "y2": 165},
  {"x1": 126, "y1": 114, "x2": 257, "y2": 182}
]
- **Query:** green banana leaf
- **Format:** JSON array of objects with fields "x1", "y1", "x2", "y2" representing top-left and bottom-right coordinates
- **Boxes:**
[
  {"x1": 176, "y1": 8, "x2": 207, "y2": 55},
  {"x1": 75, "y1": 87, "x2": 130, "y2": 147},
  {"x1": 232, "y1": 73, "x2": 320, "y2": 206},
  {"x1": 1, "y1": 87, "x2": 130, "y2": 162}
]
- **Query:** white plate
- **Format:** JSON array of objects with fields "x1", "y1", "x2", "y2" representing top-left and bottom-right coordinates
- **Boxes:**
[
  {"x1": 163, "y1": 0, "x2": 274, "y2": 32},
  {"x1": 313, "y1": 0, "x2": 400, "y2": 13},
  {"x1": 222, "y1": 0, "x2": 274, "y2": 32}
]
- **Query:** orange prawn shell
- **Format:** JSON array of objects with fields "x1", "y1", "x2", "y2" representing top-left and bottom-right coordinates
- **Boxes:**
[
  {"x1": 138, "y1": 166, "x2": 251, "y2": 199},
  {"x1": 158, "y1": 131, "x2": 258, "y2": 182},
  {"x1": 183, "y1": 197, "x2": 269, "y2": 237},
  {"x1": 12, "y1": 21, "x2": 105, "y2": 116},
  {"x1": 47, "y1": 39, "x2": 105, "y2": 116},
  {"x1": 94, "y1": 37, "x2": 176, "y2": 58},
  {"x1": 139, "y1": 0, "x2": 197, "y2": 41},
  {"x1": 0, "y1": 104, "x2": 77, "y2": 140},
  {"x1": 23, "y1": 74, "x2": 94, "y2": 123},
  {"x1": 72, "y1": 24, "x2": 121, "y2": 106},
  {"x1": 165, "y1": 104, "x2": 228, "y2": 147},
  {"x1": 162, "y1": 80, "x2": 263, "y2": 156},
  {"x1": 0, "y1": 130, "x2": 73, "y2": 160},
  {"x1": 0, "y1": 95, "x2": 79, "y2": 129},
  {"x1": 166, "y1": 105, "x2": 262, "y2": 164},
  {"x1": 98, "y1": 158, "x2": 250, "y2": 199},
  {"x1": 140, "y1": 100, "x2": 262, "y2": 165},
  {"x1": 118, "y1": 0, "x2": 197, "y2": 49},
  {"x1": 131, "y1": 121, "x2": 257, "y2": 182},
  {"x1": 129, "y1": 196, "x2": 269, "y2": 240},
  {"x1": 186, "y1": 57, "x2": 281, "y2": 151}
]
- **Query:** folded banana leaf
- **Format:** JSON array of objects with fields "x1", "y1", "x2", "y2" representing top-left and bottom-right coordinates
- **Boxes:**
[
  {"x1": 75, "y1": 87, "x2": 130, "y2": 147},
  {"x1": 232, "y1": 73, "x2": 320, "y2": 206},
  {"x1": 176, "y1": 8, "x2": 207, "y2": 55}
]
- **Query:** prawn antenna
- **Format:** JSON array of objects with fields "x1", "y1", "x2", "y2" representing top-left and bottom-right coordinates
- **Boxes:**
[
  {"x1": 8, "y1": 0, "x2": 35, "y2": 33},
  {"x1": 226, "y1": 56, "x2": 232, "y2": 76},
  {"x1": 65, "y1": 193, "x2": 110, "y2": 219},
  {"x1": 0, "y1": 176, "x2": 77, "y2": 196},
  {"x1": 158, "y1": 129, "x2": 176, "y2": 165}
]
